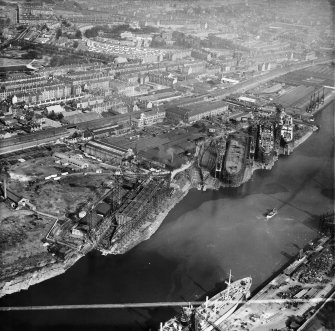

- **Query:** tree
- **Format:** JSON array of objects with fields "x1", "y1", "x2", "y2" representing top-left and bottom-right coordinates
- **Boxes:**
[
  {"x1": 48, "y1": 110, "x2": 56, "y2": 120},
  {"x1": 75, "y1": 30, "x2": 82, "y2": 39},
  {"x1": 57, "y1": 113, "x2": 64, "y2": 121},
  {"x1": 71, "y1": 131, "x2": 82, "y2": 139},
  {"x1": 0, "y1": 164, "x2": 10, "y2": 199},
  {"x1": 62, "y1": 20, "x2": 71, "y2": 27},
  {"x1": 56, "y1": 28, "x2": 62, "y2": 40},
  {"x1": 25, "y1": 110, "x2": 34, "y2": 121},
  {"x1": 42, "y1": 109, "x2": 48, "y2": 118},
  {"x1": 73, "y1": 40, "x2": 79, "y2": 49}
]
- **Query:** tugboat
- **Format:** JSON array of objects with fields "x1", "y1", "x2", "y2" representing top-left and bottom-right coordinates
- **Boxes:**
[{"x1": 265, "y1": 208, "x2": 278, "y2": 220}]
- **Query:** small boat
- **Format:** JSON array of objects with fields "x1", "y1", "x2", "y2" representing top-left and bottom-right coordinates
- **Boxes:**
[{"x1": 265, "y1": 208, "x2": 278, "y2": 220}]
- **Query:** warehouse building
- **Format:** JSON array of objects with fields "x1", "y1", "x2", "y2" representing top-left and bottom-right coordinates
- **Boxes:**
[
  {"x1": 53, "y1": 152, "x2": 89, "y2": 169},
  {"x1": 131, "y1": 110, "x2": 166, "y2": 128},
  {"x1": 166, "y1": 100, "x2": 228, "y2": 123},
  {"x1": 83, "y1": 140, "x2": 133, "y2": 164}
]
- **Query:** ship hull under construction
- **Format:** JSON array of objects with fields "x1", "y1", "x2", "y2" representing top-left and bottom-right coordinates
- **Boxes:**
[{"x1": 222, "y1": 135, "x2": 249, "y2": 186}]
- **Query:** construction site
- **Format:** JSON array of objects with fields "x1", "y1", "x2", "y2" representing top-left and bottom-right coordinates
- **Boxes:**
[
  {"x1": 42, "y1": 171, "x2": 173, "y2": 259},
  {"x1": 197, "y1": 117, "x2": 283, "y2": 188}
]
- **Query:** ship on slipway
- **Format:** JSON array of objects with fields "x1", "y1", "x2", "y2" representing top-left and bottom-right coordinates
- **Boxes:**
[
  {"x1": 222, "y1": 135, "x2": 248, "y2": 186},
  {"x1": 160, "y1": 273, "x2": 252, "y2": 331}
]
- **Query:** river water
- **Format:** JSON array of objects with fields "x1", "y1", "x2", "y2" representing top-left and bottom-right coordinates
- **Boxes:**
[{"x1": 1, "y1": 102, "x2": 334, "y2": 330}]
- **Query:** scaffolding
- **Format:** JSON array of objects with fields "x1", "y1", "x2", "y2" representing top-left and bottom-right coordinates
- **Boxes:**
[
  {"x1": 215, "y1": 139, "x2": 226, "y2": 178},
  {"x1": 111, "y1": 176, "x2": 170, "y2": 246},
  {"x1": 306, "y1": 88, "x2": 325, "y2": 113}
]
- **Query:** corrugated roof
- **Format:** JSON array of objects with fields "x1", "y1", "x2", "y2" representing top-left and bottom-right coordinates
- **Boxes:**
[
  {"x1": 87, "y1": 140, "x2": 128, "y2": 154},
  {"x1": 5, "y1": 189, "x2": 22, "y2": 203},
  {"x1": 66, "y1": 112, "x2": 101, "y2": 124},
  {"x1": 96, "y1": 202, "x2": 111, "y2": 216}
]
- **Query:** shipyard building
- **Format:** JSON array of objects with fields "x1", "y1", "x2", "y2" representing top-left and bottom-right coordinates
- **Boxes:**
[
  {"x1": 131, "y1": 110, "x2": 166, "y2": 128},
  {"x1": 83, "y1": 140, "x2": 134, "y2": 164},
  {"x1": 166, "y1": 100, "x2": 228, "y2": 123}
]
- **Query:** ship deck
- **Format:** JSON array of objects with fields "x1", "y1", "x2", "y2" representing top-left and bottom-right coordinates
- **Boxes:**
[
  {"x1": 225, "y1": 139, "x2": 245, "y2": 175},
  {"x1": 195, "y1": 278, "x2": 252, "y2": 329}
]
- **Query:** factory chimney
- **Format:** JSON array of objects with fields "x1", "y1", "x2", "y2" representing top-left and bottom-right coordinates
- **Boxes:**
[{"x1": 4, "y1": 177, "x2": 7, "y2": 199}]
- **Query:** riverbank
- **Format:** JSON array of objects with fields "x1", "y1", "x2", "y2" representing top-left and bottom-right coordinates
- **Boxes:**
[
  {"x1": 311, "y1": 90, "x2": 335, "y2": 116},
  {"x1": 219, "y1": 236, "x2": 334, "y2": 331},
  {"x1": 104, "y1": 120, "x2": 318, "y2": 256},
  {"x1": 0, "y1": 94, "x2": 332, "y2": 300},
  {"x1": 102, "y1": 183, "x2": 192, "y2": 255},
  {"x1": 0, "y1": 253, "x2": 82, "y2": 298},
  {"x1": 0, "y1": 99, "x2": 333, "y2": 330},
  {"x1": 294, "y1": 128, "x2": 315, "y2": 149},
  {"x1": 0, "y1": 121, "x2": 319, "y2": 298}
]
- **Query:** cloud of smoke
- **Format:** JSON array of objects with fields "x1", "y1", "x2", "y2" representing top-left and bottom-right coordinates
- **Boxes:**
[
  {"x1": 158, "y1": 146, "x2": 175, "y2": 164},
  {"x1": 166, "y1": 147, "x2": 175, "y2": 163}
]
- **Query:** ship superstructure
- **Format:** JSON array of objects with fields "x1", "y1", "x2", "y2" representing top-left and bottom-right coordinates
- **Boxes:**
[
  {"x1": 160, "y1": 273, "x2": 252, "y2": 331},
  {"x1": 278, "y1": 110, "x2": 294, "y2": 143}
]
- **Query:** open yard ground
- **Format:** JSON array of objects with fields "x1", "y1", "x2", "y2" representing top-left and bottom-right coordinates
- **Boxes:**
[
  {"x1": 0, "y1": 203, "x2": 55, "y2": 279},
  {"x1": 0, "y1": 144, "x2": 69, "y2": 168},
  {"x1": 9, "y1": 156, "x2": 64, "y2": 181},
  {"x1": 0, "y1": 57, "x2": 30, "y2": 67},
  {"x1": 7, "y1": 173, "x2": 114, "y2": 217},
  {"x1": 273, "y1": 85, "x2": 316, "y2": 108},
  {"x1": 274, "y1": 64, "x2": 335, "y2": 87}
]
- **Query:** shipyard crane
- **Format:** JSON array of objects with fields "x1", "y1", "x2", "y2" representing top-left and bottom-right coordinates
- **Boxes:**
[{"x1": 108, "y1": 168, "x2": 171, "y2": 207}]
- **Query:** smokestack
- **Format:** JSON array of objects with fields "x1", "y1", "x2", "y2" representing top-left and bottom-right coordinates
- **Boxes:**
[{"x1": 3, "y1": 177, "x2": 6, "y2": 199}]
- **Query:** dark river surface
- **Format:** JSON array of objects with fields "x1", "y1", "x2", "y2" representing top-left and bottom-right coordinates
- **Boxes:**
[{"x1": 1, "y1": 102, "x2": 334, "y2": 331}]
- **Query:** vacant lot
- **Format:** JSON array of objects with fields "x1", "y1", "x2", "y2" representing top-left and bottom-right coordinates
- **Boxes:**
[
  {"x1": 0, "y1": 203, "x2": 55, "y2": 279},
  {"x1": 9, "y1": 156, "x2": 61, "y2": 180},
  {"x1": 8, "y1": 173, "x2": 113, "y2": 216}
]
